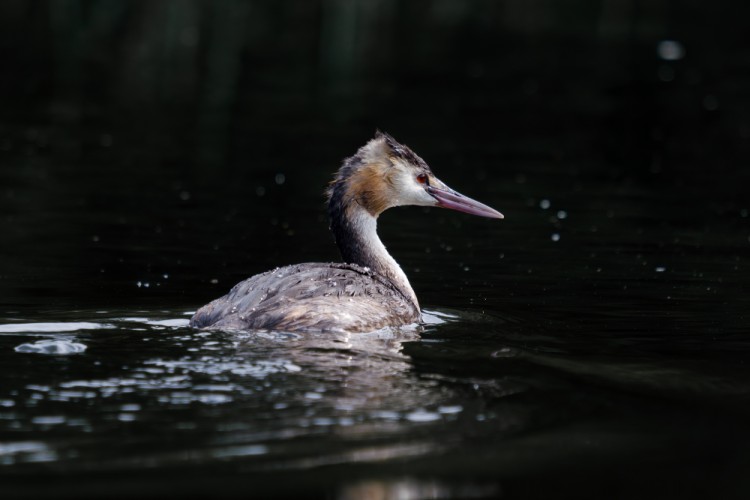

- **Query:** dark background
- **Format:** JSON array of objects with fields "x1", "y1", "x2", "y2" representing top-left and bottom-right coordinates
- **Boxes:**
[
  {"x1": 1, "y1": 0, "x2": 748, "y2": 310},
  {"x1": 2, "y1": 2, "x2": 750, "y2": 499}
]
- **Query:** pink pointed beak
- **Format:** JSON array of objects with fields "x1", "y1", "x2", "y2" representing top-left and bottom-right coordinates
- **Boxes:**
[{"x1": 427, "y1": 182, "x2": 504, "y2": 219}]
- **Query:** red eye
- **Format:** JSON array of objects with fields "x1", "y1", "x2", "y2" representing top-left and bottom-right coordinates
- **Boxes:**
[{"x1": 416, "y1": 173, "x2": 428, "y2": 185}]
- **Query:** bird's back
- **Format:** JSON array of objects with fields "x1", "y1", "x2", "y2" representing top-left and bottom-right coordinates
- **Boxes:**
[{"x1": 189, "y1": 263, "x2": 420, "y2": 333}]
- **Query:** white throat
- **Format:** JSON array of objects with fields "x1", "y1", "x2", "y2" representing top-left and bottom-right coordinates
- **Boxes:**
[{"x1": 348, "y1": 208, "x2": 419, "y2": 310}]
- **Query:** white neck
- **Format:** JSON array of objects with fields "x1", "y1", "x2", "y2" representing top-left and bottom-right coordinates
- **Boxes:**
[{"x1": 341, "y1": 208, "x2": 420, "y2": 310}]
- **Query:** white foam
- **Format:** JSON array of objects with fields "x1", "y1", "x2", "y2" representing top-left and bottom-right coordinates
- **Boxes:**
[
  {"x1": 0, "y1": 322, "x2": 111, "y2": 333},
  {"x1": 15, "y1": 339, "x2": 87, "y2": 355}
]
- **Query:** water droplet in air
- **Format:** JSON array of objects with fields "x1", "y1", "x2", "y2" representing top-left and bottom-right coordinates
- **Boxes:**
[{"x1": 657, "y1": 40, "x2": 685, "y2": 61}]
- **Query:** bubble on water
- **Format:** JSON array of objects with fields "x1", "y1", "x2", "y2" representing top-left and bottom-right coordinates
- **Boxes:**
[
  {"x1": 539, "y1": 199, "x2": 551, "y2": 209},
  {"x1": 371, "y1": 410, "x2": 400, "y2": 421},
  {"x1": 438, "y1": 405, "x2": 463, "y2": 415},
  {"x1": 0, "y1": 441, "x2": 54, "y2": 460},
  {"x1": 15, "y1": 339, "x2": 87, "y2": 355},
  {"x1": 405, "y1": 409, "x2": 441, "y2": 423},
  {"x1": 551, "y1": 233, "x2": 561, "y2": 242},
  {"x1": 556, "y1": 210, "x2": 568, "y2": 220},
  {"x1": 198, "y1": 393, "x2": 233, "y2": 405},
  {"x1": 26, "y1": 384, "x2": 50, "y2": 392},
  {"x1": 212, "y1": 444, "x2": 268, "y2": 458},
  {"x1": 31, "y1": 415, "x2": 66, "y2": 425},
  {"x1": 143, "y1": 358, "x2": 301, "y2": 379}
]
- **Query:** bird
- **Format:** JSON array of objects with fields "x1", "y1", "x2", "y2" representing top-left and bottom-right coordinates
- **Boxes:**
[{"x1": 190, "y1": 131, "x2": 503, "y2": 333}]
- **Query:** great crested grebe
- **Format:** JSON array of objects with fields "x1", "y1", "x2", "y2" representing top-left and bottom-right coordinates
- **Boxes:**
[{"x1": 190, "y1": 132, "x2": 503, "y2": 333}]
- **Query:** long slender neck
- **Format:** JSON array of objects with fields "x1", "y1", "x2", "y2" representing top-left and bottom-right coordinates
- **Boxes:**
[{"x1": 329, "y1": 205, "x2": 419, "y2": 310}]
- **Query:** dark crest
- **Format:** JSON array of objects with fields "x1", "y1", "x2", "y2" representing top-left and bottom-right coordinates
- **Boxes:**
[
  {"x1": 375, "y1": 130, "x2": 431, "y2": 171},
  {"x1": 326, "y1": 131, "x2": 434, "y2": 209}
]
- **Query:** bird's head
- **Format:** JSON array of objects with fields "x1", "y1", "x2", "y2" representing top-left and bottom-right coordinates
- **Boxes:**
[{"x1": 328, "y1": 131, "x2": 503, "y2": 220}]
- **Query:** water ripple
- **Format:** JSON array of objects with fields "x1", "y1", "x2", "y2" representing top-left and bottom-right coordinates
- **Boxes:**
[
  {"x1": 0, "y1": 322, "x2": 113, "y2": 333},
  {"x1": 14, "y1": 339, "x2": 87, "y2": 355}
]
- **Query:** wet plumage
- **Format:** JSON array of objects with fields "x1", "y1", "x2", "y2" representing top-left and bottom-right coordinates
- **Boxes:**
[
  {"x1": 190, "y1": 132, "x2": 503, "y2": 333},
  {"x1": 190, "y1": 263, "x2": 418, "y2": 332}
]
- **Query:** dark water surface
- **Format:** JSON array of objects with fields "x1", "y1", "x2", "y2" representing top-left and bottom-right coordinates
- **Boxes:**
[{"x1": 2, "y1": 2, "x2": 750, "y2": 499}]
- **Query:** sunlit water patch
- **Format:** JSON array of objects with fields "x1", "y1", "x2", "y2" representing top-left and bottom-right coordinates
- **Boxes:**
[
  {"x1": 0, "y1": 308, "x2": 505, "y2": 475},
  {"x1": 14, "y1": 339, "x2": 87, "y2": 355},
  {"x1": 0, "y1": 441, "x2": 58, "y2": 465},
  {"x1": 0, "y1": 322, "x2": 114, "y2": 333},
  {"x1": 1, "y1": 315, "x2": 193, "y2": 356},
  {"x1": 1, "y1": 298, "x2": 745, "y2": 498}
]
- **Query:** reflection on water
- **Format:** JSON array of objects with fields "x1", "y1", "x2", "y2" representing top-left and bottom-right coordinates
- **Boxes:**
[
  {"x1": 15, "y1": 339, "x2": 87, "y2": 354},
  {"x1": 0, "y1": 322, "x2": 115, "y2": 333},
  {"x1": 336, "y1": 478, "x2": 500, "y2": 500},
  {"x1": 2, "y1": 192, "x2": 749, "y2": 499},
  {"x1": 0, "y1": 311, "x2": 474, "y2": 473},
  {"x1": 1, "y1": 298, "x2": 747, "y2": 499},
  {"x1": 0, "y1": 441, "x2": 57, "y2": 465}
]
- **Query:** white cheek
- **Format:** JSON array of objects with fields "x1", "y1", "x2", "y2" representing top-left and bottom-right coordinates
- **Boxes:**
[
  {"x1": 413, "y1": 185, "x2": 438, "y2": 206},
  {"x1": 392, "y1": 173, "x2": 437, "y2": 207}
]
